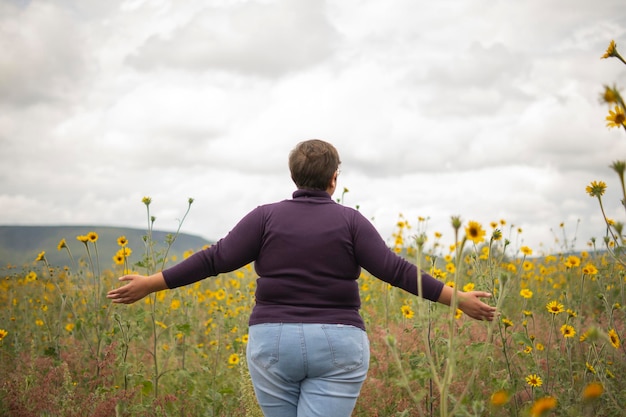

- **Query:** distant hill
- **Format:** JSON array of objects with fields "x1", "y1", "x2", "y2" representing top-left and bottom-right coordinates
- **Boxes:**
[{"x1": 0, "y1": 225, "x2": 213, "y2": 270}]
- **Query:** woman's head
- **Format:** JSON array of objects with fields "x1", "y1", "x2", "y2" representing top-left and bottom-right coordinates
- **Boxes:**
[{"x1": 289, "y1": 139, "x2": 341, "y2": 191}]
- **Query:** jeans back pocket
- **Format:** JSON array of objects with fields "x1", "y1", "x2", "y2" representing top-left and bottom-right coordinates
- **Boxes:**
[
  {"x1": 248, "y1": 323, "x2": 282, "y2": 369},
  {"x1": 322, "y1": 325, "x2": 368, "y2": 371}
]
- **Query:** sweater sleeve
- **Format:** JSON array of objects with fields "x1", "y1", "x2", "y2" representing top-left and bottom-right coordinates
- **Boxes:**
[
  {"x1": 351, "y1": 211, "x2": 444, "y2": 302},
  {"x1": 162, "y1": 206, "x2": 265, "y2": 289}
]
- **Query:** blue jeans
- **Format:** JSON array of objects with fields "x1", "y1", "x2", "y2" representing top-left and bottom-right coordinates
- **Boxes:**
[{"x1": 247, "y1": 323, "x2": 370, "y2": 417}]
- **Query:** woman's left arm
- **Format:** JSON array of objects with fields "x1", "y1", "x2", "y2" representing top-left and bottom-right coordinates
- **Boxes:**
[{"x1": 107, "y1": 272, "x2": 168, "y2": 304}]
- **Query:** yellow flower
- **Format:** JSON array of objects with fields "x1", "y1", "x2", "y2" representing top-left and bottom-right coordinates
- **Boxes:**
[
  {"x1": 87, "y1": 232, "x2": 98, "y2": 242},
  {"x1": 601, "y1": 40, "x2": 617, "y2": 59},
  {"x1": 530, "y1": 396, "x2": 557, "y2": 416},
  {"x1": 76, "y1": 235, "x2": 89, "y2": 243},
  {"x1": 502, "y1": 318, "x2": 513, "y2": 328},
  {"x1": 117, "y1": 236, "x2": 128, "y2": 246},
  {"x1": 535, "y1": 343, "x2": 544, "y2": 351},
  {"x1": 525, "y1": 374, "x2": 543, "y2": 388},
  {"x1": 560, "y1": 324, "x2": 576, "y2": 338},
  {"x1": 586, "y1": 180, "x2": 607, "y2": 197},
  {"x1": 520, "y1": 289, "x2": 533, "y2": 299},
  {"x1": 582, "y1": 382, "x2": 603, "y2": 400},
  {"x1": 0, "y1": 329, "x2": 8, "y2": 341},
  {"x1": 25, "y1": 271, "x2": 37, "y2": 282},
  {"x1": 401, "y1": 305, "x2": 414, "y2": 319},
  {"x1": 170, "y1": 299, "x2": 181, "y2": 310},
  {"x1": 430, "y1": 267, "x2": 446, "y2": 280},
  {"x1": 606, "y1": 105, "x2": 626, "y2": 129},
  {"x1": 608, "y1": 328, "x2": 620, "y2": 349},
  {"x1": 35, "y1": 319, "x2": 44, "y2": 326},
  {"x1": 520, "y1": 246, "x2": 533, "y2": 256},
  {"x1": 600, "y1": 85, "x2": 620, "y2": 104},
  {"x1": 228, "y1": 353, "x2": 240, "y2": 365},
  {"x1": 65, "y1": 323, "x2": 75, "y2": 333},
  {"x1": 142, "y1": 196, "x2": 152, "y2": 205},
  {"x1": 35, "y1": 251, "x2": 46, "y2": 262},
  {"x1": 57, "y1": 239, "x2": 67, "y2": 251},
  {"x1": 564, "y1": 255, "x2": 580, "y2": 268},
  {"x1": 582, "y1": 263, "x2": 598, "y2": 275},
  {"x1": 546, "y1": 301, "x2": 564, "y2": 314},
  {"x1": 585, "y1": 362, "x2": 596, "y2": 374},
  {"x1": 465, "y1": 221, "x2": 486, "y2": 244},
  {"x1": 490, "y1": 390, "x2": 509, "y2": 406},
  {"x1": 462, "y1": 282, "x2": 474, "y2": 292},
  {"x1": 113, "y1": 253, "x2": 125, "y2": 265}
]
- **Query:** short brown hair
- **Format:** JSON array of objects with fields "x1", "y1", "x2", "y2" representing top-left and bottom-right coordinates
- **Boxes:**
[{"x1": 288, "y1": 139, "x2": 341, "y2": 190}]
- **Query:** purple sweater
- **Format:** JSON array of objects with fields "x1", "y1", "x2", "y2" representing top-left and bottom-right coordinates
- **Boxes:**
[{"x1": 162, "y1": 189, "x2": 444, "y2": 330}]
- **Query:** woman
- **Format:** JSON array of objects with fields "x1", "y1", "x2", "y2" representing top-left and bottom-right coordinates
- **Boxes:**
[{"x1": 107, "y1": 139, "x2": 496, "y2": 417}]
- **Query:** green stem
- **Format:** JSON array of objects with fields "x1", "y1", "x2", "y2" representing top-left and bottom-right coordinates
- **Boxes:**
[
  {"x1": 151, "y1": 294, "x2": 159, "y2": 398},
  {"x1": 159, "y1": 199, "x2": 193, "y2": 271},
  {"x1": 545, "y1": 315, "x2": 555, "y2": 390}
]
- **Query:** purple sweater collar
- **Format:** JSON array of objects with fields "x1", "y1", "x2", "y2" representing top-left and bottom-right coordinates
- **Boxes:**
[{"x1": 292, "y1": 189, "x2": 332, "y2": 200}]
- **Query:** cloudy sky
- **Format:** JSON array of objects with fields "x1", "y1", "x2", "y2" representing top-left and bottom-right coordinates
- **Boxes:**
[{"x1": 1, "y1": 0, "x2": 626, "y2": 255}]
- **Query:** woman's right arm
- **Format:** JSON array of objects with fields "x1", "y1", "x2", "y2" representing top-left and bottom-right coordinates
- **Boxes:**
[{"x1": 107, "y1": 206, "x2": 265, "y2": 303}]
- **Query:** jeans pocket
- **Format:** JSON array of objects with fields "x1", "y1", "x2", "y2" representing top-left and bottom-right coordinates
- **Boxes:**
[
  {"x1": 322, "y1": 325, "x2": 367, "y2": 371},
  {"x1": 248, "y1": 323, "x2": 282, "y2": 369}
]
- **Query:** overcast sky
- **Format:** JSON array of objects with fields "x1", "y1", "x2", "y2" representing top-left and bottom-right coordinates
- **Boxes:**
[{"x1": 1, "y1": 0, "x2": 626, "y2": 255}]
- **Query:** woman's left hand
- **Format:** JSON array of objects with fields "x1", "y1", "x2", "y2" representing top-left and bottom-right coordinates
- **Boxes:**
[{"x1": 457, "y1": 291, "x2": 497, "y2": 321}]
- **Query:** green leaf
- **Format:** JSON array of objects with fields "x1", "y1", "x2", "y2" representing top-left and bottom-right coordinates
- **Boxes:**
[
  {"x1": 141, "y1": 380, "x2": 153, "y2": 396},
  {"x1": 512, "y1": 332, "x2": 533, "y2": 347},
  {"x1": 175, "y1": 322, "x2": 192, "y2": 335}
]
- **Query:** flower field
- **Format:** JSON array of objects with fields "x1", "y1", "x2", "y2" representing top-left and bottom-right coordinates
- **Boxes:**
[{"x1": 0, "y1": 205, "x2": 625, "y2": 416}]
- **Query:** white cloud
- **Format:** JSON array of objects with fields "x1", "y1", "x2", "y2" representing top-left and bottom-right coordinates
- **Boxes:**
[
  {"x1": 0, "y1": 2, "x2": 94, "y2": 106},
  {"x1": 126, "y1": 0, "x2": 339, "y2": 76}
]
